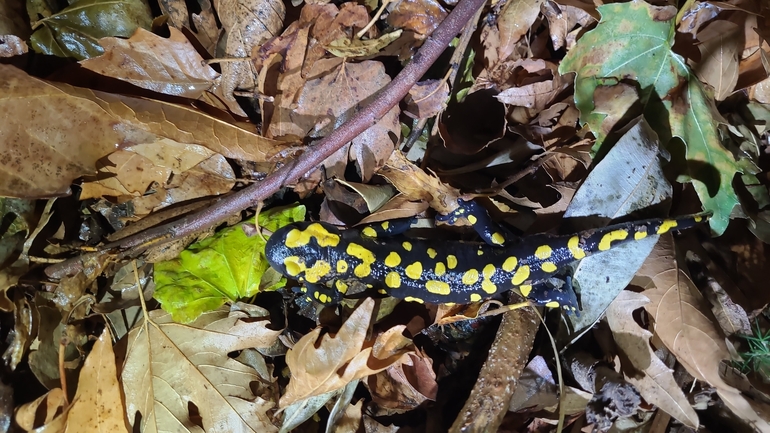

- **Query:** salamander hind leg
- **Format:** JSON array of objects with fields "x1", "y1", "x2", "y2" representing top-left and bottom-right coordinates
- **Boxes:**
[{"x1": 520, "y1": 275, "x2": 580, "y2": 315}]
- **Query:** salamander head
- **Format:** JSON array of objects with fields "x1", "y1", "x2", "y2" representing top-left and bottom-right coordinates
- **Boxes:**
[{"x1": 265, "y1": 222, "x2": 342, "y2": 283}]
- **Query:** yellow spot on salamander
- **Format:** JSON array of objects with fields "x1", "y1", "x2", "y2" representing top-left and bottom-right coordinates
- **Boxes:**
[
  {"x1": 491, "y1": 232, "x2": 505, "y2": 245},
  {"x1": 313, "y1": 291, "x2": 320, "y2": 300},
  {"x1": 385, "y1": 252, "x2": 401, "y2": 267},
  {"x1": 337, "y1": 260, "x2": 348, "y2": 273},
  {"x1": 304, "y1": 260, "x2": 331, "y2": 283},
  {"x1": 335, "y1": 280, "x2": 348, "y2": 293},
  {"x1": 462, "y1": 269, "x2": 479, "y2": 285},
  {"x1": 426, "y1": 280, "x2": 450, "y2": 295},
  {"x1": 482, "y1": 280, "x2": 496, "y2": 294},
  {"x1": 482, "y1": 264, "x2": 495, "y2": 279},
  {"x1": 300, "y1": 286, "x2": 307, "y2": 293},
  {"x1": 503, "y1": 257, "x2": 518, "y2": 272},
  {"x1": 598, "y1": 229, "x2": 628, "y2": 251},
  {"x1": 381, "y1": 221, "x2": 390, "y2": 230},
  {"x1": 435, "y1": 262, "x2": 446, "y2": 277},
  {"x1": 520, "y1": 284, "x2": 532, "y2": 296},
  {"x1": 447, "y1": 255, "x2": 457, "y2": 269},
  {"x1": 427, "y1": 248, "x2": 437, "y2": 259},
  {"x1": 405, "y1": 262, "x2": 423, "y2": 279},
  {"x1": 568, "y1": 236, "x2": 586, "y2": 259},
  {"x1": 535, "y1": 245, "x2": 553, "y2": 260},
  {"x1": 634, "y1": 229, "x2": 648, "y2": 240},
  {"x1": 694, "y1": 215, "x2": 703, "y2": 223},
  {"x1": 347, "y1": 243, "x2": 375, "y2": 264},
  {"x1": 362, "y1": 226, "x2": 377, "y2": 237},
  {"x1": 541, "y1": 262, "x2": 557, "y2": 273},
  {"x1": 283, "y1": 256, "x2": 304, "y2": 277},
  {"x1": 285, "y1": 223, "x2": 340, "y2": 248},
  {"x1": 318, "y1": 293, "x2": 330, "y2": 303},
  {"x1": 657, "y1": 219, "x2": 678, "y2": 234},
  {"x1": 468, "y1": 214, "x2": 478, "y2": 224},
  {"x1": 354, "y1": 264, "x2": 371, "y2": 278},
  {"x1": 402, "y1": 241, "x2": 412, "y2": 251},
  {"x1": 469, "y1": 293, "x2": 482, "y2": 302},
  {"x1": 545, "y1": 301, "x2": 560, "y2": 308},
  {"x1": 385, "y1": 272, "x2": 401, "y2": 288},
  {"x1": 477, "y1": 250, "x2": 484, "y2": 256},
  {"x1": 511, "y1": 265, "x2": 530, "y2": 285},
  {"x1": 404, "y1": 296, "x2": 424, "y2": 304}
]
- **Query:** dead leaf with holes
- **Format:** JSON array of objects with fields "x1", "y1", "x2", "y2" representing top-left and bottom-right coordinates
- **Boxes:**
[
  {"x1": 638, "y1": 234, "x2": 770, "y2": 431},
  {"x1": 280, "y1": 298, "x2": 414, "y2": 407},
  {"x1": 121, "y1": 307, "x2": 282, "y2": 433},
  {"x1": 606, "y1": 291, "x2": 699, "y2": 429}
]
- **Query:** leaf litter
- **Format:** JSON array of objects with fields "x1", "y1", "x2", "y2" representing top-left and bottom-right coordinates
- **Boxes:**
[{"x1": 1, "y1": 0, "x2": 770, "y2": 431}]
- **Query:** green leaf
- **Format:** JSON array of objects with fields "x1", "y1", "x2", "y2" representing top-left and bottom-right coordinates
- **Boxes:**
[
  {"x1": 153, "y1": 204, "x2": 306, "y2": 323},
  {"x1": 29, "y1": 0, "x2": 152, "y2": 60},
  {"x1": 558, "y1": 0, "x2": 740, "y2": 234}
]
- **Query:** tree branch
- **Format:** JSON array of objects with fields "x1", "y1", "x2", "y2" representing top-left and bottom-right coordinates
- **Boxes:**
[{"x1": 46, "y1": 0, "x2": 488, "y2": 279}]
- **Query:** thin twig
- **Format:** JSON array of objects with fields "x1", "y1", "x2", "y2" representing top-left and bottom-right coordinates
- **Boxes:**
[{"x1": 45, "y1": 0, "x2": 488, "y2": 279}]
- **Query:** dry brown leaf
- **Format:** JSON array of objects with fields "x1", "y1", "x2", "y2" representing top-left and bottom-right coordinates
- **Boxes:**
[
  {"x1": 386, "y1": 0, "x2": 447, "y2": 36},
  {"x1": 80, "y1": 28, "x2": 219, "y2": 99},
  {"x1": 66, "y1": 327, "x2": 129, "y2": 433},
  {"x1": 271, "y1": 58, "x2": 399, "y2": 182},
  {"x1": 367, "y1": 352, "x2": 437, "y2": 410},
  {"x1": 606, "y1": 291, "x2": 699, "y2": 429},
  {"x1": 694, "y1": 20, "x2": 742, "y2": 100},
  {"x1": 121, "y1": 307, "x2": 282, "y2": 433},
  {"x1": 638, "y1": 234, "x2": 770, "y2": 431},
  {"x1": 191, "y1": 0, "x2": 221, "y2": 56},
  {"x1": 215, "y1": 0, "x2": 284, "y2": 102},
  {"x1": 482, "y1": 0, "x2": 544, "y2": 67},
  {"x1": 378, "y1": 151, "x2": 462, "y2": 215},
  {"x1": 15, "y1": 388, "x2": 67, "y2": 431},
  {"x1": 0, "y1": 65, "x2": 289, "y2": 198},
  {"x1": 80, "y1": 141, "x2": 235, "y2": 216},
  {"x1": 336, "y1": 400, "x2": 364, "y2": 433},
  {"x1": 404, "y1": 79, "x2": 449, "y2": 119},
  {"x1": 16, "y1": 328, "x2": 128, "y2": 433},
  {"x1": 280, "y1": 298, "x2": 414, "y2": 407},
  {"x1": 326, "y1": 30, "x2": 403, "y2": 59}
]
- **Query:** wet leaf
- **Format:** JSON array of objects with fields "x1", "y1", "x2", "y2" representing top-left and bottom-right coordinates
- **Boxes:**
[
  {"x1": 80, "y1": 28, "x2": 219, "y2": 98},
  {"x1": 29, "y1": 0, "x2": 152, "y2": 60},
  {"x1": 153, "y1": 205, "x2": 305, "y2": 323}
]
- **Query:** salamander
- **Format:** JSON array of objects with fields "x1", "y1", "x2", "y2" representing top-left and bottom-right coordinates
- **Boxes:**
[{"x1": 264, "y1": 208, "x2": 709, "y2": 311}]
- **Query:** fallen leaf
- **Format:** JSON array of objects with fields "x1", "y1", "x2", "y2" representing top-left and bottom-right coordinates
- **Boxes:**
[
  {"x1": 326, "y1": 30, "x2": 403, "y2": 58},
  {"x1": 386, "y1": 0, "x2": 447, "y2": 36},
  {"x1": 14, "y1": 388, "x2": 68, "y2": 431},
  {"x1": 0, "y1": 0, "x2": 30, "y2": 38},
  {"x1": 153, "y1": 205, "x2": 305, "y2": 323},
  {"x1": 367, "y1": 352, "x2": 437, "y2": 410},
  {"x1": 215, "y1": 0, "x2": 284, "y2": 104},
  {"x1": 606, "y1": 291, "x2": 699, "y2": 429},
  {"x1": 378, "y1": 151, "x2": 462, "y2": 215},
  {"x1": 0, "y1": 65, "x2": 290, "y2": 198},
  {"x1": 280, "y1": 298, "x2": 414, "y2": 407},
  {"x1": 29, "y1": 0, "x2": 152, "y2": 60},
  {"x1": 693, "y1": 20, "x2": 741, "y2": 100},
  {"x1": 121, "y1": 307, "x2": 281, "y2": 433},
  {"x1": 80, "y1": 28, "x2": 219, "y2": 99},
  {"x1": 0, "y1": 35, "x2": 27, "y2": 56},
  {"x1": 403, "y1": 79, "x2": 449, "y2": 119},
  {"x1": 639, "y1": 234, "x2": 770, "y2": 431}
]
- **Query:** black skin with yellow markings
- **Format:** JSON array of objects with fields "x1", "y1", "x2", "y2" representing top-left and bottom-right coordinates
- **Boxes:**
[{"x1": 264, "y1": 212, "x2": 710, "y2": 310}]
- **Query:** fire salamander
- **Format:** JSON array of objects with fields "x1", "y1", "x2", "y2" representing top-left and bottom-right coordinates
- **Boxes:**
[{"x1": 265, "y1": 204, "x2": 709, "y2": 312}]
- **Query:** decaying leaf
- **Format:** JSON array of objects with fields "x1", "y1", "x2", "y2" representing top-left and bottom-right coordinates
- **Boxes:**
[
  {"x1": 693, "y1": 20, "x2": 741, "y2": 101},
  {"x1": 639, "y1": 235, "x2": 770, "y2": 431},
  {"x1": 80, "y1": 28, "x2": 219, "y2": 99},
  {"x1": 606, "y1": 291, "x2": 699, "y2": 429},
  {"x1": 378, "y1": 151, "x2": 462, "y2": 215},
  {"x1": 386, "y1": 0, "x2": 447, "y2": 36},
  {"x1": 326, "y1": 30, "x2": 403, "y2": 58},
  {"x1": 122, "y1": 307, "x2": 282, "y2": 433},
  {"x1": 280, "y1": 298, "x2": 414, "y2": 407}
]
